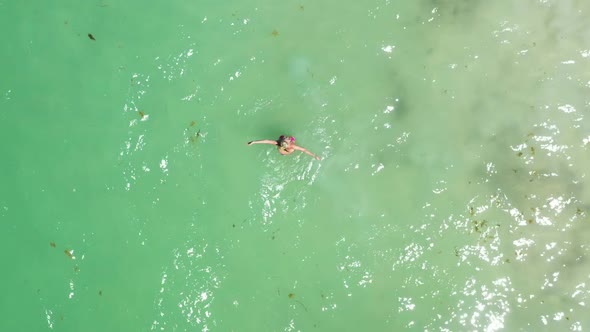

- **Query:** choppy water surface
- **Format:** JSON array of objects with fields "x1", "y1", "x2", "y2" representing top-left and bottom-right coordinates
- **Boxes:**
[{"x1": 1, "y1": 0, "x2": 589, "y2": 331}]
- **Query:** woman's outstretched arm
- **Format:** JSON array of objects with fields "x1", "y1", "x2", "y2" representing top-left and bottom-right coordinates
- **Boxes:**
[
  {"x1": 247, "y1": 139, "x2": 277, "y2": 146},
  {"x1": 294, "y1": 145, "x2": 321, "y2": 160}
]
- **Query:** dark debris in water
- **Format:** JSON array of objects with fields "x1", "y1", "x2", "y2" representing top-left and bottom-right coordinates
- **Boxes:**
[
  {"x1": 471, "y1": 219, "x2": 488, "y2": 233},
  {"x1": 64, "y1": 249, "x2": 74, "y2": 259}
]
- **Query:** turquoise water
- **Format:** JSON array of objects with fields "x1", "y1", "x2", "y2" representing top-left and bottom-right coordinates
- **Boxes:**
[{"x1": 2, "y1": 0, "x2": 590, "y2": 331}]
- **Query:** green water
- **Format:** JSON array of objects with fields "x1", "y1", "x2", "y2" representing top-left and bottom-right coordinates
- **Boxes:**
[{"x1": 2, "y1": 0, "x2": 590, "y2": 331}]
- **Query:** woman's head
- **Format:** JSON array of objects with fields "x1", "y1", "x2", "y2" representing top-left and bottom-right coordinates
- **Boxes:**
[{"x1": 279, "y1": 135, "x2": 295, "y2": 148}]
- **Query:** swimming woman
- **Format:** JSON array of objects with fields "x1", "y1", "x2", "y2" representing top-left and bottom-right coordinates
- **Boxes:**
[{"x1": 247, "y1": 135, "x2": 321, "y2": 160}]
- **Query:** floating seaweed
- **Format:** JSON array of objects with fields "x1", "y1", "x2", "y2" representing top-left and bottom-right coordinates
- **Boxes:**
[
  {"x1": 472, "y1": 219, "x2": 487, "y2": 233},
  {"x1": 271, "y1": 228, "x2": 280, "y2": 240},
  {"x1": 64, "y1": 249, "x2": 74, "y2": 259},
  {"x1": 50, "y1": 242, "x2": 56, "y2": 248},
  {"x1": 287, "y1": 292, "x2": 307, "y2": 311},
  {"x1": 272, "y1": 29, "x2": 279, "y2": 37},
  {"x1": 189, "y1": 129, "x2": 201, "y2": 144}
]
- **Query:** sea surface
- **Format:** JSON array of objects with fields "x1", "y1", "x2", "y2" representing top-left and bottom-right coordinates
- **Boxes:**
[{"x1": 1, "y1": 0, "x2": 590, "y2": 331}]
